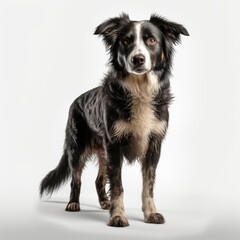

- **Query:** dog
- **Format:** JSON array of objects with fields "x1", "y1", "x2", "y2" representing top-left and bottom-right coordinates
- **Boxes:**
[{"x1": 40, "y1": 13, "x2": 189, "y2": 227}]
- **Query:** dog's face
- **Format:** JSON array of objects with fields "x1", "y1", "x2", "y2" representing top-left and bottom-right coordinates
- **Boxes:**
[
  {"x1": 117, "y1": 21, "x2": 162, "y2": 75},
  {"x1": 94, "y1": 13, "x2": 189, "y2": 75}
]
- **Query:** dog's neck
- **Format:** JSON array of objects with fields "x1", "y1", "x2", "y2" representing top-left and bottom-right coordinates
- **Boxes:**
[{"x1": 122, "y1": 71, "x2": 160, "y2": 102}]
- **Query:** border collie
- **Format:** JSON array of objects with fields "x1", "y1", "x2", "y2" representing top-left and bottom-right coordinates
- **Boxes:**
[{"x1": 40, "y1": 13, "x2": 189, "y2": 227}]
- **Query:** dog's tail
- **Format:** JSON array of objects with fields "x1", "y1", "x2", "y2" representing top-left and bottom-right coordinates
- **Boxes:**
[{"x1": 40, "y1": 150, "x2": 70, "y2": 197}]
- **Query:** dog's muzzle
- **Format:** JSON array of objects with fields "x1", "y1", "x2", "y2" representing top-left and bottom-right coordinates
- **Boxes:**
[{"x1": 131, "y1": 54, "x2": 145, "y2": 67}]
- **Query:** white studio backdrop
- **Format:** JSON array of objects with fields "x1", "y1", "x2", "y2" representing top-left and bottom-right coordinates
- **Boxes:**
[{"x1": 1, "y1": 0, "x2": 240, "y2": 240}]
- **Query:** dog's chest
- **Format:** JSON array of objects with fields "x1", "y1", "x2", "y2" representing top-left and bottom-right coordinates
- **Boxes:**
[{"x1": 113, "y1": 74, "x2": 167, "y2": 156}]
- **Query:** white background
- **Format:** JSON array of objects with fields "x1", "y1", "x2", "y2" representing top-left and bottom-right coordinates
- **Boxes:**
[{"x1": 1, "y1": 0, "x2": 240, "y2": 239}]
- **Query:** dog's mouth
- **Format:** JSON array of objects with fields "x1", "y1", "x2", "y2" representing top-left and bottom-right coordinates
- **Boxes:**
[{"x1": 130, "y1": 67, "x2": 149, "y2": 75}]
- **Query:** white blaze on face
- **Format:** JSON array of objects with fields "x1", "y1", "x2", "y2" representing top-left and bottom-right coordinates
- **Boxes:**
[{"x1": 126, "y1": 22, "x2": 152, "y2": 75}]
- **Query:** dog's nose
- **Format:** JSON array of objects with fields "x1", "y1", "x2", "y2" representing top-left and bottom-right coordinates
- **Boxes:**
[{"x1": 131, "y1": 54, "x2": 145, "y2": 66}]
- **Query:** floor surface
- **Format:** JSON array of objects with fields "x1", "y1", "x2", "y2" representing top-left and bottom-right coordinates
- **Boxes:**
[{"x1": 1, "y1": 195, "x2": 239, "y2": 240}]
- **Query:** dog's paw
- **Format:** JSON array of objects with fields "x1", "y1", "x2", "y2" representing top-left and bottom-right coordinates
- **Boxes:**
[
  {"x1": 100, "y1": 200, "x2": 111, "y2": 210},
  {"x1": 108, "y1": 215, "x2": 129, "y2": 227},
  {"x1": 145, "y1": 213, "x2": 165, "y2": 224},
  {"x1": 65, "y1": 202, "x2": 80, "y2": 212}
]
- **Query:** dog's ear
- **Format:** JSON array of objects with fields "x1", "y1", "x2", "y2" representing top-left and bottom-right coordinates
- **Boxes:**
[
  {"x1": 94, "y1": 13, "x2": 130, "y2": 47},
  {"x1": 150, "y1": 14, "x2": 189, "y2": 44}
]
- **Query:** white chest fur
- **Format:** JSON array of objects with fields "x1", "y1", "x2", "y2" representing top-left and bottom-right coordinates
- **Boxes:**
[{"x1": 113, "y1": 72, "x2": 167, "y2": 156}]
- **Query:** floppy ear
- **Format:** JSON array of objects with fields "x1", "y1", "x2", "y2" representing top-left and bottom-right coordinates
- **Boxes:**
[
  {"x1": 94, "y1": 13, "x2": 130, "y2": 47},
  {"x1": 150, "y1": 14, "x2": 189, "y2": 44}
]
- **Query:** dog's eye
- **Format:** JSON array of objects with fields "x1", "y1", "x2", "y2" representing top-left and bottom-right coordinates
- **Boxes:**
[
  {"x1": 121, "y1": 38, "x2": 131, "y2": 46},
  {"x1": 147, "y1": 38, "x2": 157, "y2": 46}
]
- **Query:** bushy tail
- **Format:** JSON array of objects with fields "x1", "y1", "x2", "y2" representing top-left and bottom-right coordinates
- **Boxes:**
[{"x1": 40, "y1": 151, "x2": 70, "y2": 197}]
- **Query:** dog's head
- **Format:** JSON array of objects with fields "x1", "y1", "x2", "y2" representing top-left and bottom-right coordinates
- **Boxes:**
[{"x1": 94, "y1": 13, "x2": 189, "y2": 75}]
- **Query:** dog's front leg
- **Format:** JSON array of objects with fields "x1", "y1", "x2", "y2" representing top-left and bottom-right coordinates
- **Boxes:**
[
  {"x1": 106, "y1": 142, "x2": 129, "y2": 227},
  {"x1": 141, "y1": 137, "x2": 165, "y2": 224}
]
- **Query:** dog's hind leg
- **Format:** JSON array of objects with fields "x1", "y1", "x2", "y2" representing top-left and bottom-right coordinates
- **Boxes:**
[
  {"x1": 95, "y1": 146, "x2": 110, "y2": 210},
  {"x1": 64, "y1": 105, "x2": 91, "y2": 212},
  {"x1": 65, "y1": 149, "x2": 85, "y2": 212}
]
